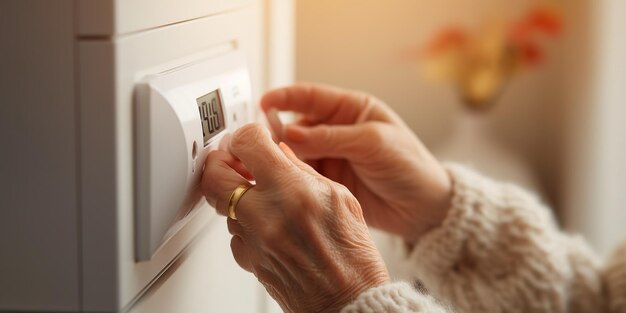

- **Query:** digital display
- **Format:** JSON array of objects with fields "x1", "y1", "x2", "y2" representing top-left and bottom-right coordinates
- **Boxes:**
[{"x1": 197, "y1": 89, "x2": 226, "y2": 146}]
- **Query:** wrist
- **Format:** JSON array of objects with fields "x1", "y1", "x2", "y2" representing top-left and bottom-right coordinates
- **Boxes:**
[
  {"x1": 405, "y1": 164, "x2": 453, "y2": 244},
  {"x1": 330, "y1": 272, "x2": 390, "y2": 313}
]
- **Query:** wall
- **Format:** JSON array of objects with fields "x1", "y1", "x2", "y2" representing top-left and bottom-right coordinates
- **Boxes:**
[
  {"x1": 0, "y1": 1, "x2": 80, "y2": 310},
  {"x1": 562, "y1": 0, "x2": 626, "y2": 256},
  {"x1": 263, "y1": 0, "x2": 296, "y2": 89},
  {"x1": 296, "y1": 0, "x2": 566, "y2": 208}
]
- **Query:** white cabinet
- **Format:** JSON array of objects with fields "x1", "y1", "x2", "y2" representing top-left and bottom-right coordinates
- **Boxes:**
[
  {"x1": 79, "y1": 5, "x2": 265, "y2": 311},
  {"x1": 129, "y1": 219, "x2": 262, "y2": 313},
  {"x1": 77, "y1": 0, "x2": 252, "y2": 35},
  {"x1": 0, "y1": 0, "x2": 292, "y2": 312}
]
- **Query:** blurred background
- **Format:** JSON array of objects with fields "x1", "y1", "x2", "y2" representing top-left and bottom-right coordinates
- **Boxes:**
[{"x1": 294, "y1": 0, "x2": 626, "y2": 257}]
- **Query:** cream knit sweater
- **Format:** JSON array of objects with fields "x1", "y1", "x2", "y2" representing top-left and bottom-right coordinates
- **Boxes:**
[{"x1": 342, "y1": 165, "x2": 626, "y2": 313}]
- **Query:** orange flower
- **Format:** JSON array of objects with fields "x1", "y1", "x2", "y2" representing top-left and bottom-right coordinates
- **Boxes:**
[
  {"x1": 508, "y1": 6, "x2": 562, "y2": 67},
  {"x1": 526, "y1": 6, "x2": 563, "y2": 36},
  {"x1": 418, "y1": 5, "x2": 564, "y2": 109},
  {"x1": 424, "y1": 27, "x2": 468, "y2": 57}
]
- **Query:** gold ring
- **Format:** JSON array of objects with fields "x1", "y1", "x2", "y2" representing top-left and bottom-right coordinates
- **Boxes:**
[{"x1": 227, "y1": 184, "x2": 254, "y2": 220}]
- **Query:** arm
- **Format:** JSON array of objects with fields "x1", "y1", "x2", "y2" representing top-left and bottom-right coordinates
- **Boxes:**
[
  {"x1": 258, "y1": 84, "x2": 622, "y2": 312},
  {"x1": 341, "y1": 164, "x2": 626, "y2": 313}
]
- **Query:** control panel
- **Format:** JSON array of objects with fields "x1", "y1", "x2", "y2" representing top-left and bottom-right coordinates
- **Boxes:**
[{"x1": 134, "y1": 52, "x2": 253, "y2": 261}]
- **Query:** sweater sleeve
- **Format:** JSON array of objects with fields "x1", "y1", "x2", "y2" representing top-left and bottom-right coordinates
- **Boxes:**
[
  {"x1": 604, "y1": 244, "x2": 626, "y2": 313},
  {"x1": 393, "y1": 164, "x2": 607, "y2": 313},
  {"x1": 340, "y1": 282, "x2": 452, "y2": 313}
]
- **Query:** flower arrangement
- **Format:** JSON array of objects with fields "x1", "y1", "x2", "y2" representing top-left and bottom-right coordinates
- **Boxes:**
[{"x1": 421, "y1": 6, "x2": 563, "y2": 110}]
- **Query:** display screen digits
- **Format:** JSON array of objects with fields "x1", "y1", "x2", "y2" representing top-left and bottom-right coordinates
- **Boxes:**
[{"x1": 197, "y1": 89, "x2": 226, "y2": 146}]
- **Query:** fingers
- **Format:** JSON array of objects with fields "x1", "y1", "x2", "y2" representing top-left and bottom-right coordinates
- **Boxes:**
[
  {"x1": 260, "y1": 84, "x2": 372, "y2": 124},
  {"x1": 283, "y1": 122, "x2": 384, "y2": 160},
  {"x1": 228, "y1": 123, "x2": 295, "y2": 185},
  {"x1": 201, "y1": 150, "x2": 251, "y2": 216},
  {"x1": 230, "y1": 235, "x2": 253, "y2": 273},
  {"x1": 203, "y1": 127, "x2": 298, "y2": 222},
  {"x1": 227, "y1": 218, "x2": 245, "y2": 236}
]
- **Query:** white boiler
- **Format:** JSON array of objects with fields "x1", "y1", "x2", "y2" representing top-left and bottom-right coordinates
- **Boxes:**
[{"x1": 0, "y1": 0, "x2": 292, "y2": 312}]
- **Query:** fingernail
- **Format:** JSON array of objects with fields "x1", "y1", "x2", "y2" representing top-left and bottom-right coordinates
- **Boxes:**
[
  {"x1": 278, "y1": 142, "x2": 296, "y2": 157},
  {"x1": 284, "y1": 124, "x2": 307, "y2": 143}
]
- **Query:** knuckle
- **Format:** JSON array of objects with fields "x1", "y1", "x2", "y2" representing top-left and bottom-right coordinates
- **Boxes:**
[
  {"x1": 201, "y1": 173, "x2": 218, "y2": 198},
  {"x1": 359, "y1": 91, "x2": 384, "y2": 108},
  {"x1": 318, "y1": 125, "x2": 335, "y2": 144},
  {"x1": 353, "y1": 90, "x2": 375, "y2": 109},
  {"x1": 253, "y1": 265, "x2": 273, "y2": 284},
  {"x1": 257, "y1": 195, "x2": 296, "y2": 243},
  {"x1": 334, "y1": 182, "x2": 352, "y2": 198},
  {"x1": 329, "y1": 182, "x2": 349, "y2": 205},
  {"x1": 277, "y1": 178, "x2": 333, "y2": 227},
  {"x1": 200, "y1": 172, "x2": 211, "y2": 193},
  {"x1": 200, "y1": 180, "x2": 215, "y2": 200},
  {"x1": 200, "y1": 152, "x2": 218, "y2": 186},
  {"x1": 216, "y1": 180, "x2": 240, "y2": 212},
  {"x1": 230, "y1": 237, "x2": 250, "y2": 271},
  {"x1": 227, "y1": 218, "x2": 239, "y2": 235},
  {"x1": 214, "y1": 198, "x2": 228, "y2": 216},
  {"x1": 201, "y1": 165, "x2": 240, "y2": 215},
  {"x1": 283, "y1": 176, "x2": 322, "y2": 214},
  {"x1": 329, "y1": 182, "x2": 362, "y2": 217},
  {"x1": 201, "y1": 157, "x2": 224, "y2": 193},
  {"x1": 259, "y1": 223, "x2": 285, "y2": 248},
  {"x1": 256, "y1": 176, "x2": 335, "y2": 249},
  {"x1": 357, "y1": 90, "x2": 374, "y2": 103},
  {"x1": 363, "y1": 123, "x2": 385, "y2": 144}
]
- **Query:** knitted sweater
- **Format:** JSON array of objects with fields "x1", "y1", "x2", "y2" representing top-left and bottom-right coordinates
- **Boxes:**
[{"x1": 342, "y1": 165, "x2": 626, "y2": 313}]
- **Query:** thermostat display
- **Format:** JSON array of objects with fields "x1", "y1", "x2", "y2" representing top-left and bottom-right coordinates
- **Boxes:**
[{"x1": 197, "y1": 89, "x2": 226, "y2": 146}]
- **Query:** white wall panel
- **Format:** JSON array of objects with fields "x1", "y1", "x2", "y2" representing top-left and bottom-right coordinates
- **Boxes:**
[
  {"x1": 78, "y1": 0, "x2": 253, "y2": 36},
  {"x1": 79, "y1": 5, "x2": 266, "y2": 312},
  {"x1": 563, "y1": 0, "x2": 626, "y2": 256}
]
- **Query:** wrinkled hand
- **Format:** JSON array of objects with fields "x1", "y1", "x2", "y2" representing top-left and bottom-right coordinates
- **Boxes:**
[
  {"x1": 261, "y1": 84, "x2": 452, "y2": 243},
  {"x1": 201, "y1": 124, "x2": 390, "y2": 313}
]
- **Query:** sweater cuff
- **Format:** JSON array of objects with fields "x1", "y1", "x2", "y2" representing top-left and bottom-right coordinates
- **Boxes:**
[
  {"x1": 394, "y1": 163, "x2": 559, "y2": 281},
  {"x1": 340, "y1": 282, "x2": 449, "y2": 313},
  {"x1": 605, "y1": 243, "x2": 626, "y2": 312}
]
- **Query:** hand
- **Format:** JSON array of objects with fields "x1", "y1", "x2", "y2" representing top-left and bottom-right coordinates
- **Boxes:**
[
  {"x1": 261, "y1": 84, "x2": 452, "y2": 243},
  {"x1": 201, "y1": 124, "x2": 390, "y2": 313}
]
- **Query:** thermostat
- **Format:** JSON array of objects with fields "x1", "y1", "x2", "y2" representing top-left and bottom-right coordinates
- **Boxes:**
[{"x1": 134, "y1": 52, "x2": 253, "y2": 261}]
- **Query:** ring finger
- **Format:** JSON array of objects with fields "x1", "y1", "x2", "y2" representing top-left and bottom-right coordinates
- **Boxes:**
[
  {"x1": 201, "y1": 150, "x2": 251, "y2": 216},
  {"x1": 230, "y1": 235, "x2": 253, "y2": 273}
]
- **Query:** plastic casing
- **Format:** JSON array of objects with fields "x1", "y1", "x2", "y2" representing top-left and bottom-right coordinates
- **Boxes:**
[{"x1": 135, "y1": 52, "x2": 253, "y2": 261}]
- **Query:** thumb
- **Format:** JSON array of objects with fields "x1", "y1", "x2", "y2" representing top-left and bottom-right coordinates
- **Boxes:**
[
  {"x1": 283, "y1": 123, "x2": 380, "y2": 160},
  {"x1": 229, "y1": 123, "x2": 294, "y2": 185}
]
